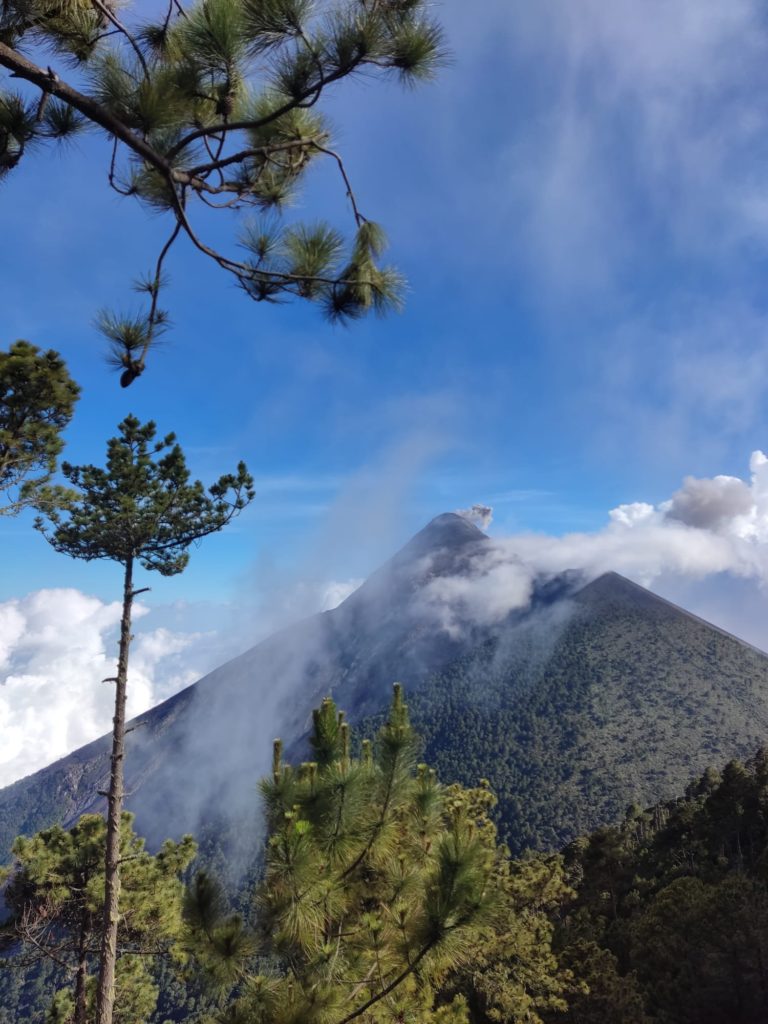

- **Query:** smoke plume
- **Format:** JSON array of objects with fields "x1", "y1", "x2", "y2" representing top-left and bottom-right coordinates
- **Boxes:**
[
  {"x1": 455, "y1": 504, "x2": 494, "y2": 529},
  {"x1": 420, "y1": 451, "x2": 768, "y2": 635}
]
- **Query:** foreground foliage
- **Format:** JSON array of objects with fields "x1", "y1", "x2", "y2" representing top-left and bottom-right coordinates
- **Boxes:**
[
  {"x1": 0, "y1": 340, "x2": 79, "y2": 514},
  {"x1": 0, "y1": 689, "x2": 574, "y2": 1024},
  {"x1": 0, "y1": 814, "x2": 195, "y2": 1024},
  {"x1": 0, "y1": 0, "x2": 445, "y2": 382},
  {"x1": 223, "y1": 685, "x2": 502, "y2": 1024},
  {"x1": 553, "y1": 748, "x2": 768, "y2": 1024},
  {"x1": 442, "y1": 853, "x2": 573, "y2": 1024},
  {"x1": 6, "y1": 694, "x2": 768, "y2": 1024}
]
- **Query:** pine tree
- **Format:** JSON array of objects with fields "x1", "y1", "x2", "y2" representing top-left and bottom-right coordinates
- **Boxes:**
[
  {"x1": 441, "y1": 845, "x2": 574, "y2": 1024},
  {"x1": 0, "y1": 813, "x2": 196, "y2": 1024},
  {"x1": 551, "y1": 747, "x2": 768, "y2": 1023},
  {"x1": 0, "y1": 340, "x2": 80, "y2": 514},
  {"x1": 551, "y1": 941, "x2": 649, "y2": 1024},
  {"x1": 33, "y1": 415, "x2": 254, "y2": 1024},
  {"x1": 0, "y1": 0, "x2": 445, "y2": 384},
  {"x1": 218, "y1": 685, "x2": 502, "y2": 1024}
]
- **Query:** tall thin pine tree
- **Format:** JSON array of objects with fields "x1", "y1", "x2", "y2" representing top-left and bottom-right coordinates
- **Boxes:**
[{"x1": 35, "y1": 415, "x2": 254, "y2": 1024}]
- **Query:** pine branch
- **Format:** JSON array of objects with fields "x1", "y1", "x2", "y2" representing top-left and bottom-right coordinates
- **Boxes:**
[
  {"x1": 335, "y1": 940, "x2": 435, "y2": 1024},
  {"x1": 0, "y1": 43, "x2": 169, "y2": 175},
  {"x1": 1, "y1": 0, "x2": 445, "y2": 379}
]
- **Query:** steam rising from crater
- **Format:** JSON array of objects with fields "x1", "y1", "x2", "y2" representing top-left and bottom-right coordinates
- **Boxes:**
[{"x1": 454, "y1": 503, "x2": 494, "y2": 529}]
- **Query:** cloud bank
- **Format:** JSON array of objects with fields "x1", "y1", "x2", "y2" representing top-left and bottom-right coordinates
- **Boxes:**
[
  {"x1": 0, "y1": 590, "x2": 211, "y2": 787},
  {"x1": 0, "y1": 578, "x2": 362, "y2": 789},
  {"x1": 421, "y1": 452, "x2": 768, "y2": 635}
]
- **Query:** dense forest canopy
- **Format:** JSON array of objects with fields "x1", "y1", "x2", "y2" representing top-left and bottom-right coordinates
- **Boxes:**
[{"x1": 4, "y1": 691, "x2": 768, "y2": 1024}]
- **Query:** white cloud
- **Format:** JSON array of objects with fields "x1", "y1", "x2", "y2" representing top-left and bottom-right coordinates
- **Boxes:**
[
  {"x1": 609, "y1": 502, "x2": 656, "y2": 528},
  {"x1": 0, "y1": 576, "x2": 365, "y2": 788},
  {"x1": 420, "y1": 551, "x2": 532, "y2": 637},
  {"x1": 419, "y1": 451, "x2": 768, "y2": 637},
  {"x1": 320, "y1": 579, "x2": 363, "y2": 612},
  {"x1": 0, "y1": 590, "x2": 207, "y2": 787}
]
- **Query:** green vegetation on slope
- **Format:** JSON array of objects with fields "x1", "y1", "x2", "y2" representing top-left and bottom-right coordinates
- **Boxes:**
[
  {"x1": 400, "y1": 574, "x2": 768, "y2": 854},
  {"x1": 0, "y1": 814, "x2": 196, "y2": 1024},
  {"x1": 549, "y1": 747, "x2": 768, "y2": 1023},
  {"x1": 5, "y1": 689, "x2": 768, "y2": 1024}
]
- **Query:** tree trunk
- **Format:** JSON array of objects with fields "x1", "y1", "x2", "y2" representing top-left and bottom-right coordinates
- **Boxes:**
[{"x1": 95, "y1": 556, "x2": 134, "y2": 1024}]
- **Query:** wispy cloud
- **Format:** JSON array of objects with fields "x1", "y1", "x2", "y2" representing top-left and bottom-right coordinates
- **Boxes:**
[
  {"x1": 496, "y1": 0, "x2": 768, "y2": 291},
  {"x1": 582, "y1": 299, "x2": 768, "y2": 467}
]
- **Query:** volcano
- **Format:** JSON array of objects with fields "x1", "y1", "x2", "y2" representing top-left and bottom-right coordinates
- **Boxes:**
[{"x1": 3, "y1": 513, "x2": 768, "y2": 860}]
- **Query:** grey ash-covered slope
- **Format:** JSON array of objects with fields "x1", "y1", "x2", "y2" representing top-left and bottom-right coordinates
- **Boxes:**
[{"x1": 3, "y1": 513, "x2": 768, "y2": 860}]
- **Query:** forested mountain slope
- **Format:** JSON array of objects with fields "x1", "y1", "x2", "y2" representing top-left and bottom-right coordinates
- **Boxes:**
[
  {"x1": 548, "y1": 746, "x2": 768, "y2": 1024},
  {"x1": 3, "y1": 514, "x2": 768, "y2": 864},
  {"x1": 402, "y1": 571, "x2": 768, "y2": 852}
]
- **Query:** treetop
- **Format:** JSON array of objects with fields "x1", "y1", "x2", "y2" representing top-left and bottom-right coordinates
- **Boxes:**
[
  {"x1": 0, "y1": 339, "x2": 80, "y2": 515},
  {"x1": 34, "y1": 413, "x2": 255, "y2": 573}
]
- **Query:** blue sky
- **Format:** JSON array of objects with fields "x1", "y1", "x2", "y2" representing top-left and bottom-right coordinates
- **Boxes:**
[{"x1": 4, "y1": 3, "x2": 768, "y2": 662}]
